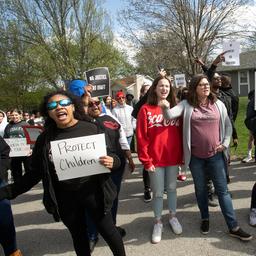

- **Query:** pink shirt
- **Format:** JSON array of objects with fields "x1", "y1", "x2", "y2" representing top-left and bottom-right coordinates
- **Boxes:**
[{"x1": 191, "y1": 103, "x2": 220, "y2": 158}]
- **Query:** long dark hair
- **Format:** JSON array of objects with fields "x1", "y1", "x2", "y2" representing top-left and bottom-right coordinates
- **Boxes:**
[
  {"x1": 187, "y1": 74, "x2": 217, "y2": 107},
  {"x1": 40, "y1": 90, "x2": 92, "y2": 130},
  {"x1": 147, "y1": 76, "x2": 176, "y2": 107}
]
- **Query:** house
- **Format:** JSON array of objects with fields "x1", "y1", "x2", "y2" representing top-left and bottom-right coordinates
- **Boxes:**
[
  {"x1": 217, "y1": 51, "x2": 256, "y2": 96},
  {"x1": 111, "y1": 75, "x2": 153, "y2": 100}
]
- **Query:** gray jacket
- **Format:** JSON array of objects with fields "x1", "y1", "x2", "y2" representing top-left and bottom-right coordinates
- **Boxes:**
[{"x1": 163, "y1": 99, "x2": 232, "y2": 168}]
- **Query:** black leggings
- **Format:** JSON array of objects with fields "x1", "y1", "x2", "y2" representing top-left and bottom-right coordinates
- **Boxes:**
[
  {"x1": 55, "y1": 183, "x2": 125, "y2": 256},
  {"x1": 10, "y1": 156, "x2": 31, "y2": 183},
  {"x1": 251, "y1": 182, "x2": 256, "y2": 209},
  {"x1": 143, "y1": 168, "x2": 150, "y2": 191}
]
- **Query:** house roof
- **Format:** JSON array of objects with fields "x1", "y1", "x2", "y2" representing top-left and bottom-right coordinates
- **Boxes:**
[
  {"x1": 111, "y1": 76, "x2": 135, "y2": 88},
  {"x1": 218, "y1": 51, "x2": 256, "y2": 72}
]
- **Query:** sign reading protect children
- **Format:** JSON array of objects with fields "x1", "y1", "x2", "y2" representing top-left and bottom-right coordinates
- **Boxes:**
[{"x1": 50, "y1": 134, "x2": 110, "y2": 181}]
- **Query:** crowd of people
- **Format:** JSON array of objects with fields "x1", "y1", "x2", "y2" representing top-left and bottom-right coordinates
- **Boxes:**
[{"x1": 0, "y1": 52, "x2": 255, "y2": 256}]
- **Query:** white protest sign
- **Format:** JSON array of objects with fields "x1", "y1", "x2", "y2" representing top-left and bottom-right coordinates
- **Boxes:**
[
  {"x1": 174, "y1": 74, "x2": 186, "y2": 88},
  {"x1": 5, "y1": 138, "x2": 31, "y2": 157},
  {"x1": 50, "y1": 134, "x2": 110, "y2": 181},
  {"x1": 222, "y1": 41, "x2": 240, "y2": 66}
]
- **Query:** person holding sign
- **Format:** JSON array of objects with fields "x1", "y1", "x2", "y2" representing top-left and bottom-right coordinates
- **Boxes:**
[
  {"x1": 136, "y1": 75, "x2": 183, "y2": 244},
  {"x1": 4, "y1": 109, "x2": 32, "y2": 184},
  {"x1": 0, "y1": 90, "x2": 126, "y2": 256}
]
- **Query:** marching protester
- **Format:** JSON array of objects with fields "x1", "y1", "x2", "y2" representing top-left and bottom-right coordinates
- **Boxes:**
[
  {"x1": 0, "y1": 137, "x2": 22, "y2": 256},
  {"x1": 161, "y1": 73, "x2": 252, "y2": 241},
  {"x1": 4, "y1": 109, "x2": 32, "y2": 184},
  {"x1": 0, "y1": 90, "x2": 126, "y2": 256},
  {"x1": 0, "y1": 110, "x2": 8, "y2": 137},
  {"x1": 86, "y1": 96, "x2": 135, "y2": 252},
  {"x1": 243, "y1": 88, "x2": 256, "y2": 227},
  {"x1": 112, "y1": 91, "x2": 136, "y2": 146},
  {"x1": 136, "y1": 75, "x2": 183, "y2": 244}
]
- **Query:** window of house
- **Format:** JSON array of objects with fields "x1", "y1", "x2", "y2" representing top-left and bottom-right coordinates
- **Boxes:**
[{"x1": 238, "y1": 70, "x2": 249, "y2": 94}]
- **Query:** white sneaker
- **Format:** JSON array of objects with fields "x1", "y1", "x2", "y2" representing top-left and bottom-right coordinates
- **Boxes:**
[
  {"x1": 249, "y1": 208, "x2": 256, "y2": 226},
  {"x1": 169, "y1": 217, "x2": 182, "y2": 235},
  {"x1": 242, "y1": 156, "x2": 253, "y2": 163},
  {"x1": 151, "y1": 223, "x2": 163, "y2": 244}
]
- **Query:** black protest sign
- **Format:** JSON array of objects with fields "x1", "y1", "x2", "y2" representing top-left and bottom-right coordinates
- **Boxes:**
[{"x1": 85, "y1": 67, "x2": 110, "y2": 97}]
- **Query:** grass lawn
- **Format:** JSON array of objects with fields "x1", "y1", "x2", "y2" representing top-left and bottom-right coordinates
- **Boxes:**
[{"x1": 230, "y1": 96, "x2": 252, "y2": 160}]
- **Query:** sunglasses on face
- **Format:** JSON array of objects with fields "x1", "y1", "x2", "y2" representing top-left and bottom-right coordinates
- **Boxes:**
[
  {"x1": 47, "y1": 98, "x2": 72, "y2": 110},
  {"x1": 117, "y1": 97, "x2": 125, "y2": 100},
  {"x1": 88, "y1": 101, "x2": 101, "y2": 108}
]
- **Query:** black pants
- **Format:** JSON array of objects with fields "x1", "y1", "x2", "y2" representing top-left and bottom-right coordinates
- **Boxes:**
[
  {"x1": 143, "y1": 168, "x2": 150, "y2": 191},
  {"x1": 251, "y1": 182, "x2": 256, "y2": 209},
  {"x1": 10, "y1": 156, "x2": 31, "y2": 183},
  {"x1": 55, "y1": 182, "x2": 125, "y2": 256}
]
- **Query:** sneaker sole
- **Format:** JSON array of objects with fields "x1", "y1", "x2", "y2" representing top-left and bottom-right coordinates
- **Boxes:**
[
  {"x1": 229, "y1": 233, "x2": 253, "y2": 241},
  {"x1": 201, "y1": 230, "x2": 209, "y2": 235},
  {"x1": 151, "y1": 239, "x2": 161, "y2": 244}
]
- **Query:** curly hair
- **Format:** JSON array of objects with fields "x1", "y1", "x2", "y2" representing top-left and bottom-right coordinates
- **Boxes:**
[
  {"x1": 187, "y1": 74, "x2": 217, "y2": 107},
  {"x1": 40, "y1": 90, "x2": 92, "y2": 129},
  {"x1": 147, "y1": 76, "x2": 176, "y2": 107}
]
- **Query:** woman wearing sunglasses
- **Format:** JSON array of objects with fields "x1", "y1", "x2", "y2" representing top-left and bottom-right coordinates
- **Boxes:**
[{"x1": 0, "y1": 90, "x2": 126, "y2": 256}]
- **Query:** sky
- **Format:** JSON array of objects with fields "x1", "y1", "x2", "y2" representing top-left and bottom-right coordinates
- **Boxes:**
[
  {"x1": 103, "y1": 0, "x2": 125, "y2": 32},
  {"x1": 103, "y1": 1, "x2": 256, "y2": 65}
]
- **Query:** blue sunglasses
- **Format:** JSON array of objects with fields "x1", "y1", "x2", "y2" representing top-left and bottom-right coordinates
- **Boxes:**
[{"x1": 47, "y1": 98, "x2": 72, "y2": 110}]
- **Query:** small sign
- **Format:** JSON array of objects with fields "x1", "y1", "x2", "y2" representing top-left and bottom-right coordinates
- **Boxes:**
[
  {"x1": 23, "y1": 125, "x2": 44, "y2": 144},
  {"x1": 85, "y1": 67, "x2": 110, "y2": 97},
  {"x1": 5, "y1": 138, "x2": 31, "y2": 157},
  {"x1": 222, "y1": 41, "x2": 240, "y2": 66},
  {"x1": 174, "y1": 74, "x2": 186, "y2": 88},
  {"x1": 50, "y1": 134, "x2": 110, "y2": 181}
]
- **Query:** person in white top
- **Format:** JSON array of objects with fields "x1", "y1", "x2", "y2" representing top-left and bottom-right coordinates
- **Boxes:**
[
  {"x1": 112, "y1": 91, "x2": 136, "y2": 145},
  {"x1": 0, "y1": 110, "x2": 8, "y2": 137}
]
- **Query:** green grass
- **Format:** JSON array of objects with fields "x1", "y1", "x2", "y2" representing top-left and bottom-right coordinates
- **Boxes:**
[{"x1": 230, "y1": 96, "x2": 252, "y2": 160}]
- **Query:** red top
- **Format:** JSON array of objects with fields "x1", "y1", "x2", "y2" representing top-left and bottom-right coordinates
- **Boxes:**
[{"x1": 136, "y1": 104, "x2": 183, "y2": 170}]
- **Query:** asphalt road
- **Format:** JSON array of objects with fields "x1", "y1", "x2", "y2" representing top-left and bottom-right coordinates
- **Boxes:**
[{"x1": 1, "y1": 155, "x2": 256, "y2": 256}]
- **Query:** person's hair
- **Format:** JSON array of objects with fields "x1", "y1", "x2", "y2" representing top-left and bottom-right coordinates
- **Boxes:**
[
  {"x1": 221, "y1": 75, "x2": 231, "y2": 88},
  {"x1": 103, "y1": 95, "x2": 112, "y2": 103},
  {"x1": 40, "y1": 90, "x2": 92, "y2": 129},
  {"x1": 9, "y1": 108, "x2": 22, "y2": 115},
  {"x1": 147, "y1": 76, "x2": 176, "y2": 107},
  {"x1": 140, "y1": 84, "x2": 150, "y2": 97},
  {"x1": 176, "y1": 87, "x2": 189, "y2": 101},
  {"x1": 187, "y1": 74, "x2": 217, "y2": 107}
]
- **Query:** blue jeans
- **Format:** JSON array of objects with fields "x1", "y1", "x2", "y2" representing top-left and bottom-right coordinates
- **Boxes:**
[
  {"x1": 189, "y1": 153, "x2": 238, "y2": 230},
  {"x1": 149, "y1": 166, "x2": 178, "y2": 220},
  {"x1": 0, "y1": 179, "x2": 17, "y2": 255},
  {"x1": 126, "y1": 136, "x2": 133, "y2": 146}
]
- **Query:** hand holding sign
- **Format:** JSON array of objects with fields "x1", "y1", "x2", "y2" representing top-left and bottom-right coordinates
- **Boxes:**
[{"x1": 99, "y1": 156, "x2": 114, "y2": 169}]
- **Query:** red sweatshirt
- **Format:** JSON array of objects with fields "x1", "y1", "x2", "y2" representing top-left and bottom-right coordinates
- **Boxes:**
[{"x1": 136, "y1": 104, "x2": 183, "y2": 170}]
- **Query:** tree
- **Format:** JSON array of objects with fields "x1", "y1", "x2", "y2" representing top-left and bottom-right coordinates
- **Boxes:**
[
  {"x1": 119, "y1": 0, "x2": 247, "y2": 77},
  {"x1": 0, "y1": 0, "x2": 134, "y2": 109}
]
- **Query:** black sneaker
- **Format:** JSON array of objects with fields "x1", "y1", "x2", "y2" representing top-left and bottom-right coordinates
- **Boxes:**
[
  {"x1": 200, "y1": 219, "x2": 209, "y2": 234},
  {"x1": 89, "y1": 237, "x2": 99, "y2": 253},
  {"x1": 229, "y1": 227, "x2": 253, "y2": 241},
  {"x1": 144, "y1": 190, "x2": 152, "y2": 202},
  {"x1": 116, "y1": 226, "x2": 126, "y2": 237}
]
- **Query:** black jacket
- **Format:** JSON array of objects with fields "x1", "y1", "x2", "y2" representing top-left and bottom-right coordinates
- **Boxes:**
[
  {"x1": 0, "y1": 137, "x2": 10, "y2": 181},
  {"x1": 0, "y1": 120, "x2": 120, "y2": 221}
]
